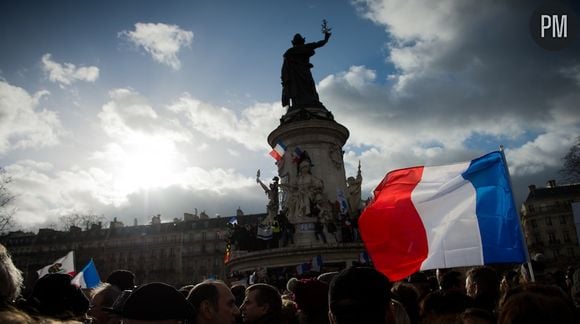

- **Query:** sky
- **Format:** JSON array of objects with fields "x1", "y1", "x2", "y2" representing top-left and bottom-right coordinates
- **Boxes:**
[{"x1": 0, "y1": 0, "x2": 579, "y2": 231}]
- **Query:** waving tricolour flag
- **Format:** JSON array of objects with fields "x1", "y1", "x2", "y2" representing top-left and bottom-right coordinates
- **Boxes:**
[
  {"x1": 37, "y1": 251, "x2": 75, "y2": 279},
  {"x1": 269, "y1": 141, "x2": 286, "y2": 161},
  {"x1": 71, "y1": 259, "x2": 101, "y2": 289},
  {"x1": 360, "y1": 151, "x2": 527, "y2": 281}
]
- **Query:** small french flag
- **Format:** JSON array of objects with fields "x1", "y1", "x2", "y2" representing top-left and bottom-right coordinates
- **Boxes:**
[
  {"x1": 269, "y1": 141, "x2": 286, "y2": 161},
  {"x1": 71, "y1": 259, "x2": 101, "y2": 289}
]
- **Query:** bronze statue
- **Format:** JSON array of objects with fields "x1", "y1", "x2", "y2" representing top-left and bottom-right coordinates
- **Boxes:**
[
  {"x1": 257, "y1": 170, "x2": 280, "y2": 223},
  {"x1": 281, "y1": 21, "x2": 332, "y2": 110}
]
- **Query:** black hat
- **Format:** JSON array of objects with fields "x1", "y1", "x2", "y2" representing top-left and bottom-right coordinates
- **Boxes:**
[
  {"x1": 29, "y1": 273, "x2": 90, "y2": 318},
  {"x1": 115, "y1": 282, "x2": 195, "y2": 321},
  {"x1": 106, "y1": 270, "x2": 135, "y2": 291},
  {"x1": 103, "y1": 289, "x2": 132, "y2": 315}
]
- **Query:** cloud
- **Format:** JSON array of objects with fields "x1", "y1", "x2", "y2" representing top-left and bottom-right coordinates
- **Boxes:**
[
  {"x1": 119, "y1": 22, "x2": 193, "y2": 70},
  {"x1": 98, "y1": 88, "x2": 192, "y2": 142},
  {"x1": 41, "y1": 53, "x2": 99, "y2": 86},
  {"x1": 319, "y1": 0, "x2": 580, "y2": 198},
  {"x1": 0, "y1": 81, "x2": 65, "y2": 153},
  {"x1": 167, "y1": 94, "x2": 285, "y2": 151},
  {"x1": 5, "y1": 160, "x2": 116, "y2": 228},
  {"x1": 5, "y1": 157, "x2": 263, "y2": 230}
]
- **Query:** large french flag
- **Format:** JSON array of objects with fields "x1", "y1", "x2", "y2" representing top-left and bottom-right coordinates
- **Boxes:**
[{"x1": 360, "y1": 151, "x2": 527, "y2": 281}]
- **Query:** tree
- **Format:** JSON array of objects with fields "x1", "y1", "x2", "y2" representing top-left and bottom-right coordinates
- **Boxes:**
[
  {"x1": 560, "y1": 137, "x2": 580, "y2": 182},
  {"x1": 0, "y1": 167, "x2": 15, "y2": 234},
  {"x1": 59, "y1": 212, "x2": 106, "y2": 231}
]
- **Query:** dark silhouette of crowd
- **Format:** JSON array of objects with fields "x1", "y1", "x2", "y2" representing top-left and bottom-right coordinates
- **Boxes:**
[
  {"x1": 226, "y1": 209, "x2": 361, "y2": 254},
  {"x1": 1, "y1": 242, "x2": 579, "y2": 323}
]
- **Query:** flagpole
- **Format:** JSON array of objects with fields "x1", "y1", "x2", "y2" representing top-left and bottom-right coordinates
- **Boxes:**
[{"x1": 499, "y1": 145, "x2": 535, "y2": 282}]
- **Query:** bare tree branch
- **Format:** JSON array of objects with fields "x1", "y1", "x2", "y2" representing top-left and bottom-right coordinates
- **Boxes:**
[
  {"x1": 560, "y1": 136, "x2": 580, "y2": 182},
  {"x1": 59, "y1": 212, "x2": 106, "y2": 231},
  {"x1": 0, "y1": 167, "x2": 15, "y2": 234}
]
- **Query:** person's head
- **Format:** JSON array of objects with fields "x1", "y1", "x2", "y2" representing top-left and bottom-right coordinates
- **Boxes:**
[
  {"x1": 440, "y1": 270, "x2": 465, "y2": 292},
  {"x1": 0, "y1": 307, "x2": 35, "y2": 323},
  {"x1": 230, "y1": 284, "x2": 246, "y2": 308},
  {"x1": 0, "y1": 244, "x2": 23, "y2": 303},
  {"x1": 465, "y1": 267, "x2": 499, "y2": 311},
  {"x1": 498, "y1": 283, "x2": 575, "y2": 324},
  {"x1": 317, "y1": 272, "x2": 339, "y2": 285},
  {"x1": 118, "y1": 282, "x2": 195, "y2": 324},
  {"x1": 178, "y1": 284, "x2": 194, "y2": 297},
  {"x1": 187, "y1": 280, "x2": 240, "y2": 324},
  {"x1": 291, "y1": 33, "x2": 305, "y2": 46},
  {"x1": 293, "y1": 278, "x2": 329, "y2": 316},
  {"x1": 460, "y1": 307, "x2": 495, "y2": 324},
  {"x1": 281, "y1": 298, "x2": 299, "y2": 324},
  {"x1": 420, "y1": 290, "x2": 474, "y2": 321},
  {"x1": 106, "y1": 269, "x2": 135, "y2": 291},
  {"x1": 88, "y1": 283, "x2": 122, "y2": 324},
  {"x1": 407, "y1": 272, "x2": 431, "y2": 299},
  {"x1": 391, "y1": 282, "x2": 420, "y2": 324},
  {"x1": 240, "y1": 283, "x2": 282, "y2": 323},
  {"x1": 28, "y1": 273, "x2": 90, "y2": 320},
  {"x1": 328, "y1": 266, "x2": 393, "y2": 324}
]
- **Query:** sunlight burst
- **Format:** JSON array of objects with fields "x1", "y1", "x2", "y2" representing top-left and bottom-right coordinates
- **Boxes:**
[{"x1": 113, "y1": 135, "x2": 182, "y2": 193}]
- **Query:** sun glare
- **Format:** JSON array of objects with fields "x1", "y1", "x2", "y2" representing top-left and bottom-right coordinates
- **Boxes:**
[{"x1": 113, "y1": 136, "x2": 181, "y2": 193}]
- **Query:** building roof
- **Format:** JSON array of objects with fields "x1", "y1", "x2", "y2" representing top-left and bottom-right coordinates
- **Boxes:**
[{"x1": 525, "y1": 183, "x2": 580, "y2": 202}]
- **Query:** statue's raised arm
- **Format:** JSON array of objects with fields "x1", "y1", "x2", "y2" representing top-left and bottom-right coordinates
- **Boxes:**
[{"x1": 281, "y1": 20, "x2": 332, "y2": 110}]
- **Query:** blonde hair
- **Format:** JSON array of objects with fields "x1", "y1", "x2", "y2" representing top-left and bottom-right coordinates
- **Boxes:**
[{"x1": 0, "y1": 244, "x2": 24, "y2": 302}]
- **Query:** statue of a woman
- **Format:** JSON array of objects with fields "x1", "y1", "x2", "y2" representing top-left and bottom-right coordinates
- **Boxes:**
[
  {"x1": 281, "y1": 30, "x2": 331, "y2": 110},
  {"x1": 282, "y1": 155, "x2": 325, "y2": 224}
]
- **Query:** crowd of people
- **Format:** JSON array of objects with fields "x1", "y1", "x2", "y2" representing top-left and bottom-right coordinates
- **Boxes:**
[
  {"x1": 1, "y1": 243, "x2": 579, "y2": 323},
  {"x1": 226, "y1": 211, "x2": 361, "y2": 252}
]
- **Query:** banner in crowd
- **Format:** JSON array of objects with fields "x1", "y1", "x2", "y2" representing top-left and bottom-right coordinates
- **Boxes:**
[
  {"x1": 71, "y1": 259, "x2": 101, "y2": 289},
  {"x1": 296, "y1": 255, "x2": 323, "y2": 274},
  {"x1": 228, "y1": 216, "x2": 238, "y2": 226},
  {"x1": 257, "y1": 224, "x2": 273, "y2": 240},
  {"x1": 37, "y1": 251, "x2": 75, "y2": 279},
  {"x1": 360, "y1": 151, "x2": 527, "y2": 281}
]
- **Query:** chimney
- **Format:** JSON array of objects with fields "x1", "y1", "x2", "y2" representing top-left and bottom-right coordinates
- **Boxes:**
[
  {"x1": 547, "y1": 180, "x2": 557, "y2": 188},
  {"x1": 528, "y1": 184, "x2": 536, "y2": 192}
]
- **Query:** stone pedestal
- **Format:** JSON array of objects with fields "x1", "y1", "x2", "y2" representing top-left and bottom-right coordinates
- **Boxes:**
[
  {"x1": 225, "y1": 107, "x2": 366, "y2": 275},
  {"x1": 268, "y1": 116, "x2": 350, "y2": 247}
]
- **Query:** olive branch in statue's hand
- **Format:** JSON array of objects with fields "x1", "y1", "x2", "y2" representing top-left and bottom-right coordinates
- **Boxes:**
[{"x1": 321, "y1": 19, "x2": 332, "y2": 35}]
